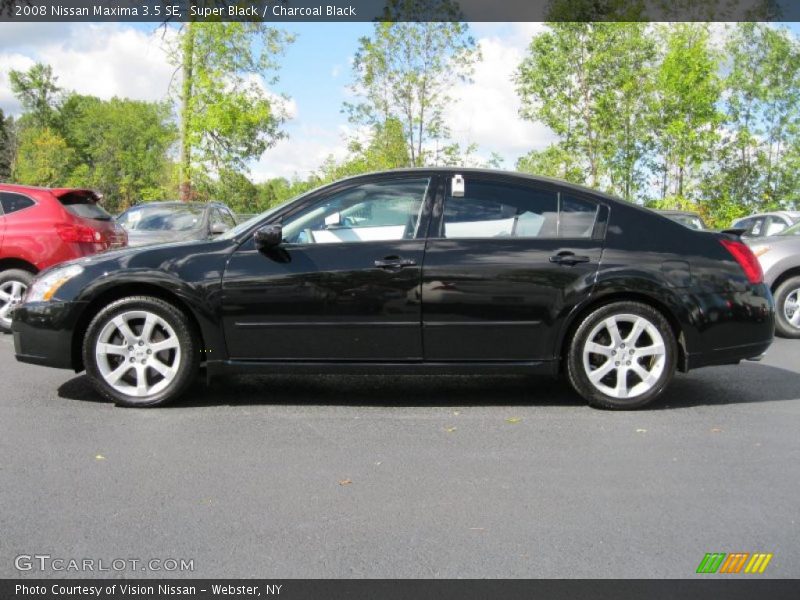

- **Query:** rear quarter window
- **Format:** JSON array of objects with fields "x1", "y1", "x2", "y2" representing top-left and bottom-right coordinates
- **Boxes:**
[
  {"x1": 0, "y1": 192, "x2": 36, "y2": 215},
  {"x1": 58, "y1": 192, "x2": 112, "y2": 221}
]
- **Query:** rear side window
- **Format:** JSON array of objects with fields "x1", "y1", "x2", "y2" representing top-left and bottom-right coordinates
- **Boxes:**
[
  {"x1": 441, "y1": 180, "x2": 598, "y2": 239},
  {"x1": 58, "y1": 192, "x2": 112, "y2": 221},
  {"x1": 0, "y1": 192, "x2": 35, "y2": 215}
]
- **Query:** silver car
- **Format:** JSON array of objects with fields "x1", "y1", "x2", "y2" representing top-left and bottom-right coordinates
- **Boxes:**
[
  {"x1": 732, "y1": 211, "x2": 800, "y2": 238},
  {"x1": 747, "y1": 222, "x2": 800, "y2": 338}
]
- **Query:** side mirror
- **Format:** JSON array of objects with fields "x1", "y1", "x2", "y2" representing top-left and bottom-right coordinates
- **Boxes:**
[
  {"x1": 254, "y1": 224, "x2": 283, "y2": 250},
  {"x1": 209, "y1": 222, "x2": 228, "y2": 236}
]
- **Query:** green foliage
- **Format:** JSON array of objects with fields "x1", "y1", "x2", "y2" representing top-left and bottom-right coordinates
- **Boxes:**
[
  {"x1": 171, "y1": 22, "x2": 294, "y2": 196},
  {"x1": 58, "y1": 95, "x2": 176, "y2": 212},
  {"x1": 0, "y1": 109, "x2": 13, "y2": 181},
  {"x1": 13, "y1": 127, "x2": 74, "y2": 187},
  {"x1": 652, "y1": 23, "x2": 721, "y2": 201},
  {"x1": 345, "y1": 0, "x2": 480, "y2": 166},
  {"x1": 516, "y1": 23, "x2": 656, "y2": 200},
  {"x1": 8, "y1": 63, "x2": 62, "y2": 129},
  {"x1": 516, "y1": 22, "x2": 800, "y2": 226},
  {"x1": 705, "y1": 23, "x2": 800, "y2": 217}
]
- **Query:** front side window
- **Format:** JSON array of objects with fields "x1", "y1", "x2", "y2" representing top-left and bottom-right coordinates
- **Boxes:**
[
  {"x1": 282, "y1": 178, "x2": 430, "y2": 245},
  {"x1": 440, "y1": 180, "x2": 597, "y2": 239}
]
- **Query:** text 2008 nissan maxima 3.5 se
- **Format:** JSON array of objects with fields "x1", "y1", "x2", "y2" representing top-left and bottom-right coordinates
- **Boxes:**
[{"x1": 12, "y1": 169, "x2": 774, "y2": 409}]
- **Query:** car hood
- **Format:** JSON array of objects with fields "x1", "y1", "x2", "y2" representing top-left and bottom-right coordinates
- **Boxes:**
[{"x1": 125, "y1": 229, "x2": 203, "y2": 247}]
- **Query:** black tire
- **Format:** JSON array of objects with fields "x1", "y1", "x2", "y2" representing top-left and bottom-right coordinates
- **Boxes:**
[
  {"x1": 83, "y1": 296, "x2": 200, "y2": 407},
  {"x1": 773, "y1": 276, "x2": 800, "y2": 339},
  {"x1": 566, "y1": 301, "x2": 678, "y2": 410},
  {"x1": 0, "y1": 269, "x2": 35, "y2": 334}
]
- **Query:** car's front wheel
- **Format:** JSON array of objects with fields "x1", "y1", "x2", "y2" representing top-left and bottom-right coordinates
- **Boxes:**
[
  {"x1": 774, "y1": 276, "x2": 800, "y2": 339},
  {"x1": 566, "y1": 301, "x2": 677, "y2": 410},
  {"x1": 83, "y1": 296, "x2": 200, "y2": 407},
  {"x1": 0, "y1": 269, "x2": 34, "y2": 334}
]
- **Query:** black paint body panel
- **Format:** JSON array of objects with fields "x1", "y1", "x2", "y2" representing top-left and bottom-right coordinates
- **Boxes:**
[{"x1": 12, "y1": 169, "x2": 774, "y2": 380}]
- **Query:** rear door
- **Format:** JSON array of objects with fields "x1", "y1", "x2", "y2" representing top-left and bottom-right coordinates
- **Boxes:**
[{"x1": 421, "y1": 174, "x2": 607, "y2": 362}]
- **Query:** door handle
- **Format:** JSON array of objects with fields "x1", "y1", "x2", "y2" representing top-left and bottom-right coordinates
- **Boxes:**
[
  {"x1": 374, "y1": 257, "x2": 417, "y2": 269},
  {"x1": 549, "y1": 252, "x2": 591, "y2": 265}
]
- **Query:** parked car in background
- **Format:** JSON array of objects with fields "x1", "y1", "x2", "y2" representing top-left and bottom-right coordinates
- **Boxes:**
[
  {"x1": 117, "y1": 201, "x2": 237, "y2": 247},
  {"x1": 747, "y1": 221, "x2": 800, "y2": 338},
  {"x1": 732, "y1": 211, "x2": 800, "y2": 238},
  {"x1": 13, "y1": 169, "x2": 773, "y2": 410},
  {"x1": 0, "y1": 184, "x2": 126, "y2": 333},
  {"x1": 656, "y1": 210, "x2": 708, "y2": 230}
]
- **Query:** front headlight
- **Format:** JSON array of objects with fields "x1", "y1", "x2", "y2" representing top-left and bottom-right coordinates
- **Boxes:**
[
  {"x1": 26, "y1": 265, "x2": 84, "y2": 303},
  {"x1": 751, "y1": 245, "x2": 771, "y2": 258}
]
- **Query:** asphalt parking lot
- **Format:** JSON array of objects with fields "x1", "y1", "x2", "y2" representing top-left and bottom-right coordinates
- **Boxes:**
[{"x1": 0, "y1": 334, "x2": 798, "y2": 579}]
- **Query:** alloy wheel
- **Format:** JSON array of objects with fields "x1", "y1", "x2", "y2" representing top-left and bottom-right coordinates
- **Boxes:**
[
  {"x1": 0, "y1": 280, "x2": 27, "y2": 328},
  {"x1": 582, "y1": 313, "x2": 667, "y2": 399},
  {"x1": 784, "y1": 288, "x2": 800, "y2": 330},
  {"x1": 95, "y1": 310, "x2": 182, "y2": 398}
]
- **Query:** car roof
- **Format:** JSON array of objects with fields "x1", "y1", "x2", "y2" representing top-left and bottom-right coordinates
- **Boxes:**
[
  {"x1": 736, "y1": 211, "x2": 800, "y2": 220},
  {"x1": 123, "y1": 201, "x2": 226, "y2": 210}
]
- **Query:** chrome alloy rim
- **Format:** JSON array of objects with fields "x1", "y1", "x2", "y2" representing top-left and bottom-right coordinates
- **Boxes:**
[
  {"x1": 784, "y1": 288, "x2": 800, "y2": 330},
  {"x1": 582, "y1": 314, "x2": 667, "y2": 399},
  {"x1": 95, "y1": 310, "x2": 181, "y2": 398},
  {"x1": 0, "y1": 280, "x2": 27, "y2": 327}
]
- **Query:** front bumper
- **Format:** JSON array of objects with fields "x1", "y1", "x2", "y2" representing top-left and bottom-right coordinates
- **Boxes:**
[{"x1": 13, "y1": 301, "x2": 87, "y2": 370}]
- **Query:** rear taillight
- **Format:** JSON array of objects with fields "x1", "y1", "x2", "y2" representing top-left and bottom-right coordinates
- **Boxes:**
[
  {"x1": 720, "y1": 239, "x2": 763, "y2": 284},
  {"x1": 55, "y1": 223, "x2": 105, "y2": 244}
]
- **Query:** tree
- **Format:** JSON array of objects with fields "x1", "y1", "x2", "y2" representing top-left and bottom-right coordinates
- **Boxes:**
[
  {"x1": 8, "y1": 63, "x2": 62, "y2": 128},
  {"x1": 57, "y1": 94, "x2": 176, "y2": 212},
  {"x1": 516, "y1": 145, "x2": 586, "y2": 184},
  {"x1": 0, "y1": 109, "x2": 13, "y2": 180},
  {"x1": 170, "y1": 22, "x2": 293, "y2": 200},
  {"x1": 651, "y1": 23, "x2": 721, "y2": 202},
  {"x1": 707, "y1": 23, "x2": 800, "y2": 215},
  {"x1": 345, "y1": 0, "x2": 480, "y2": 167},
  {"x1": 13, "y1": 127, "x2": 74, "y2": 187},
  {"x1": 515, "y1": 23, "x2": 656, "y2": 200}
]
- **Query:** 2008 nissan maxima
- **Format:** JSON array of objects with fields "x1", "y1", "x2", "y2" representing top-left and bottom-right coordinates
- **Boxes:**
[{"x1": 12, "y1": 169, "x2": 775, "y2": 409}]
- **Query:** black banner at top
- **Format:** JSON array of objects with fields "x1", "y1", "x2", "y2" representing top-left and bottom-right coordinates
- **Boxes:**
[{"x1": 0, "y1": 0, "x2": 792, "y2": 23}]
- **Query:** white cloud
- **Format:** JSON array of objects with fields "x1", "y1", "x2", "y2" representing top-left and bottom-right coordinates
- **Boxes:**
[
  {"x1": 0, "y1": 23, "x2": 176, "y2": 115},
  {"x1": 250, "y1": 124, "x2": 351, "y2": 181},
  {"x1": 444, "y1": 23, "x2": 556, "y2": 167}
]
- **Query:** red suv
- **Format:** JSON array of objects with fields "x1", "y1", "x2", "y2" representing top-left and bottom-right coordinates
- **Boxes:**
[{"x1": 0, "y1": 184, "x2": 127, "y2": 332}]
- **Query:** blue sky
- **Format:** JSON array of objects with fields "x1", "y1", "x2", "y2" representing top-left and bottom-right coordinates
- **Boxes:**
[{"x1": 1, "y1": 22, "x2": 799, "y2": 182}]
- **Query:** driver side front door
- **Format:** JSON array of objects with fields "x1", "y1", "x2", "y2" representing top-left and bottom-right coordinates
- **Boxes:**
[{"x1": 221, "y1": 176, "x2": 435, "y2": 361}]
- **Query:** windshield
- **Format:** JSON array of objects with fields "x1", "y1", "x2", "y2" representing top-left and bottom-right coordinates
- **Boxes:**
[
  {"x1": 118, "y1": 204, "x2": 205, "y2": 232},
  {"x1": 672, "y1": 215, "x2": 706, "y2": 230},
  {"x1": 779, "y1": 221, "x2": 800, "y2": 236},
  {"x1": 217, "y1": 196, "x2": 300, "y2": 240}
]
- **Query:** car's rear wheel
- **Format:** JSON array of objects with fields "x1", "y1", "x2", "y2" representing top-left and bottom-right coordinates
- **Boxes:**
[
  {"x1": 83, "y1": 296, "x2": 200, "y2": 407},
  {"x1": 0, "y1": 269, "x2": 34, "y2": 334},
  {"x1": 774, "y1": 276, "x2": 800, "y2": 339},
  {"x1": 566, "y1": 301, "x2": 677, "y2": 410}
]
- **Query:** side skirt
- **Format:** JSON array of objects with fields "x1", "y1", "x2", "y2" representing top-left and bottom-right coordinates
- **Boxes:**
[{"x1": 205, "y1": 359, "x2": 558, "y2": 381}]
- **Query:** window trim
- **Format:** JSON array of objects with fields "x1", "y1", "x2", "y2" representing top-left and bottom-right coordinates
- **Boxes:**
[
  {"x1": 0, "y1": 191, "x2": 38, "y2": 218},
  {"x1": 430, "y1": 174, "x2": 607, "y2": 242}
]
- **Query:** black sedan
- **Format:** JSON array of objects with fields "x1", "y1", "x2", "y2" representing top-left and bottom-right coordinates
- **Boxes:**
[
  {"x1": 12, "y1": 169, "x2": 774, "y2": 409},
  {"x1": 117, "y1": 201, "x2": 238, "y2": 247}
]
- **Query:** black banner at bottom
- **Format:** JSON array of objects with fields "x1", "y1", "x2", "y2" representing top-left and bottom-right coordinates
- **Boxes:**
[{"x1": 2, "y1": 579, "x2": 799, "y2": 600}]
